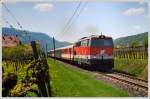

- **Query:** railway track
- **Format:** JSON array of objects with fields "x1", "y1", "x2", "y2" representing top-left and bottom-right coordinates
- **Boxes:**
[
  {"x1": 102, "y1": 73, "x2": 148, "y2": 89},
  {"x1": 96, "y1": 72, "x2": 148, "y2": 96},
  {"x1": 113, "y1": 72, "x2": 148, "y2": 86}
]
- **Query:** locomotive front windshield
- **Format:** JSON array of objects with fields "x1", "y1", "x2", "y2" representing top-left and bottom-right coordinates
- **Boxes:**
[{"x1": 91, "y1": 38, "x2": 113, "y2": 47}]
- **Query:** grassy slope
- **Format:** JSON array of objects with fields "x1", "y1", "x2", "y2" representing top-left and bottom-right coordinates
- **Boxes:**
[
  {"x1": 114, "y1": 58, "x2": 148, "y2": 80},
  {"x1": 48, "y1": 59, "x2": 128, "y2": 97}
]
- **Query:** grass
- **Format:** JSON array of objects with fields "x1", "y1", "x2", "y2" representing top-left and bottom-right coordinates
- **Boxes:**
[
  {"x1": 114, "y1": 58, "x2": 148, "y2": 80},
  {"x1": 48, "y1": 59, "x2": 129, "y2": 97}
]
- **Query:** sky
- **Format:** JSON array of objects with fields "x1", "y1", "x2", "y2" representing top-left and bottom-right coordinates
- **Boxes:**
[{"x1": 2, "y1": 1, "x2": 149, "y2": 43}]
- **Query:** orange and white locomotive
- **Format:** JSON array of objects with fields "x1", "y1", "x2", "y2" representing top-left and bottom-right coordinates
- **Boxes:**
[{"x1": 49, "y1": 35, "x2": 114, "y2": 72}]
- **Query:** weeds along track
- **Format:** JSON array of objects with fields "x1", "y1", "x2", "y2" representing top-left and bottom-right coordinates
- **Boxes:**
[{"x1": 50, "y1": 58, "x2": 148, "y2": 96}]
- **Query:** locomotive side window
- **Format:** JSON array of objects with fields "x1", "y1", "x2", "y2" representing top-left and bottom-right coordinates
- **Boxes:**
[
  {"x1": 81, "y1": 40, "x2": 85, "y2": 46},
  {"x1": 87, "y1": 39, "x2": 89, "y2": 46},
  {"x1": 81, "y1": 39, "x2": 89, "y2": 46},
  {"x1": 75, "y1": 41, "x2": 81, "y2": 47}
]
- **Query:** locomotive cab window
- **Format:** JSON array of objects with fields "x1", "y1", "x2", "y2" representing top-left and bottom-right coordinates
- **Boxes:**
[
  {"x1": 91, "y1": 38, "x2": 113, "y2": 47},
  {"x1": 104, "y1": 39, "x2": 113, "y2": 46}
]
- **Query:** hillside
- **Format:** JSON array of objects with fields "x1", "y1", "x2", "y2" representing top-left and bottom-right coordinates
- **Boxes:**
[
  {"x1": 114, "y1": 32, "x2": 148, "y2": 47},
  {"x1": 3, "y1": 27, "x2": 148, "y2": 50},
  {"x1": 2, "y1": 27, "x2": 71, "y2": 51}
]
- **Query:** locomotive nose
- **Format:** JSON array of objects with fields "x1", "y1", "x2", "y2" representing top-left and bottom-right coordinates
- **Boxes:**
[{"x1": 100, "y1": 49, "x2": 105, "y2": 55}]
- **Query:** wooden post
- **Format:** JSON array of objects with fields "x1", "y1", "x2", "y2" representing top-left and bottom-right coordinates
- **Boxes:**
[
  {"x1": 46, "y1": 43, "x2": 48, "y2": 58},
  {"x1": 53, "y1": 37, "x2": 56, "y2": 61},
  {"x1": 31, "y1": 41, "x2": 38, "y2": 60}
]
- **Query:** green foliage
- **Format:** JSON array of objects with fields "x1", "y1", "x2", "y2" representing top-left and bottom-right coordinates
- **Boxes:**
[
  {"x1": 2, "y1": 45, "x2": 33, "y2": 61},
  {"x1": 48, "y1": 59, "x2": 128, "y2": 97},
  {"x1": 131, "y1": 38, "x2": 138, "y2": 47},
  {"x1": 26, "y1": 84, "x2": 39, "y2": 97},
  {"x1": 2, "y1": 44, "x2": 42, "y2": 78},
  {"x1": 2, "y1": 44, "x2": 42, "y2": 61},
  {"x1": 2, "y1": 43, "x2": 44, "y2": 97},
  {"x1": 114, "y1": 58, "x2": 148, "y2": 80}
]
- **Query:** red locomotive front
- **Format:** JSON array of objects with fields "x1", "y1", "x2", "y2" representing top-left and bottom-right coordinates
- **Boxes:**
[{"x1": 73, "y1": 35, "x2": 114, "y2": 72}]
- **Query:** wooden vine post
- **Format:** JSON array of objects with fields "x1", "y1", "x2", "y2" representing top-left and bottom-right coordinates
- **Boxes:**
[
  {"x1": 30, "y1": 41, "x2": 51, "y2": 97},
  {"x1": 31, "y1": 41, "x2": 38, "y2": 60}
]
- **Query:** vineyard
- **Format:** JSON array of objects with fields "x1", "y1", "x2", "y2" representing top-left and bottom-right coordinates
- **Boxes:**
[
  {"x1": 114, "y1": 46, "x2": 148, "y2": 80},
  {"x1": 2, "y1": 42, "x2": 51, "y2": 97},
  {"x1": 114, "y1": 46, "x2": 148, "y2": 59}
]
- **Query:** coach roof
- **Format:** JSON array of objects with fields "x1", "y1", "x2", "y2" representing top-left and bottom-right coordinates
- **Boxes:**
[{"x1": 51, "y1": 45, "x2": 73, "y2": 51}]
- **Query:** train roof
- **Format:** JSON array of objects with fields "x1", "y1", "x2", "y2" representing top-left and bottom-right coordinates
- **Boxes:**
[
  {"x1": 50, "y1": 35, "x2": 112, "y2": 52},
  {"x1": 50, "y1": 45, "x2": 73, "y2": 51},
  {"x1": 78, "y1": 35, "x2": 112, "y2": 42}
]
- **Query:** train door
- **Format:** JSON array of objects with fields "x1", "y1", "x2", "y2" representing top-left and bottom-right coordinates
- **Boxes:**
[
  {"x1": 80, "y1": 39, "x2": 90, "y2": 64},
  {"x1": 73, "y1": 41, "x2": 81, "y2": 63},
  {"x1": 86, "y1": 39, "x2": 90, "y2": 64},
  {"x1": 87, "y1": 38, "x2": 91, "y2": 65},
  {"x1": 69, "y1": 48, "x2": 71, "y2": 61}
]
